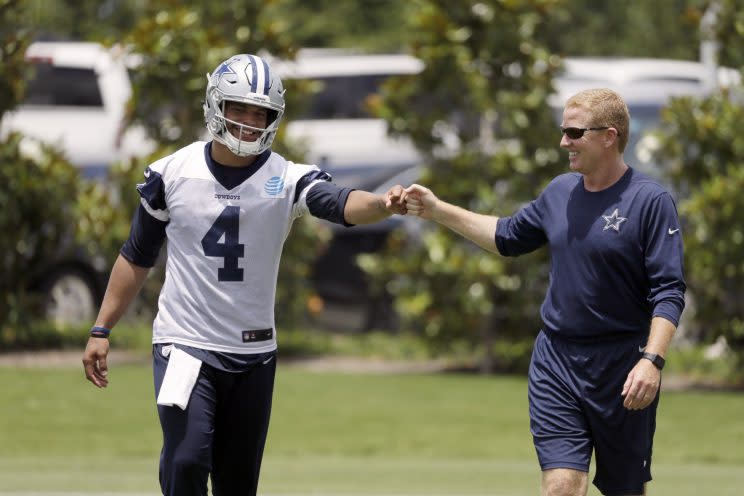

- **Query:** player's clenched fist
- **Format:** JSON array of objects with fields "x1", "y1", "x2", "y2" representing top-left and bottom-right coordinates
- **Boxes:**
[{"x1": 384, "y1": 184, "x2": 408, "y2": 215}]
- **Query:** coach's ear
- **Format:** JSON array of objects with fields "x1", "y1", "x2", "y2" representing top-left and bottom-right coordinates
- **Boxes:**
[{"x1": 604, "y1": 128, "x2": 619, "y2": 150}]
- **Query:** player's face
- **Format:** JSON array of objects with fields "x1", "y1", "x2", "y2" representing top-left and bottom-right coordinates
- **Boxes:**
[
  {"x1": 224, "y1": 102, "x2": 269, "y2": 142},
  {"x1": 560, "y1": 106, "x2": 607, "y2": 175}
]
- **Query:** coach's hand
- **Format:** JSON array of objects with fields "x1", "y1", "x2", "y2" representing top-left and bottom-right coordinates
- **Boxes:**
[
  {"x1": 83, "y1": 337, "x2": 110, "y2": 388},
  {"x1": 404, "y1": 184, "x2": 443, "y2": 221},
  {"x1": 621, "y1": 359, "x2": 660, "y2": 410}
]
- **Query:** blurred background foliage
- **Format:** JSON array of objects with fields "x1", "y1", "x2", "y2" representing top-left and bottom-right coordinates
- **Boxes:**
[
  {"x1": 0, "y1": 132, "x2": 80, "y2": 345},
  {"x1": 1, "y1": 0, "x2": 743, "y2": 378},
  {"x1": 361, "y1": 0, "x2": 564, "y2": 372},
  {"x1": 652, "y1": 0, "x2": 744, "y2": 371}
]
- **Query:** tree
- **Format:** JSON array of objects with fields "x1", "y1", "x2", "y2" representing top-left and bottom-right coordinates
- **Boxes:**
[
  {"x1": 653, "y1": 0, "x2": 744, "y2": 371},
  {"x1": 0, "y1": 0, "x2": 32, "y2": 115},
  {"x1": 263, "y1": 0, "x2": 412, "y2": 51},
  {"x1": 362, "y1": 0, "x2": 566, "y2": 372},
  {"x1": 541, "y1": 0, "x2": 706, "y2": 60},
  {"x1": 0, "y1": 1, "x2": 94, "y2": 339}
]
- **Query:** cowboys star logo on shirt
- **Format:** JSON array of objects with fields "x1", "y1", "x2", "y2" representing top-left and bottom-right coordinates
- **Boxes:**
[{"x1": 602, "y1": 208, "x2": 627, "y2": 232}]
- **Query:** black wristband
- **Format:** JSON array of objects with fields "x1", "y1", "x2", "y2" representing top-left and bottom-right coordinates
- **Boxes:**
[{"x1": 90, "y1": 326, "x2": 111, "y2": 338}]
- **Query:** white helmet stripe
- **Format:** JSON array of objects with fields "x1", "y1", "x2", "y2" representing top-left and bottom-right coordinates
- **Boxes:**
[
  {"x1": 259, "y1": 57, "x2": 271, "y2": 95},
  {"x1": 247, "y1": 54, "x2": 270, "y2": 95},
  {"x1": 247, "y1": 54, "x2": 259, "y2": 93}
]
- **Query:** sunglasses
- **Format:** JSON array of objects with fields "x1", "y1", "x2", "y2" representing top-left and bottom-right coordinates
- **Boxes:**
[{"x1": 560, "y1": 126, "x2": 610, "y2": 139}]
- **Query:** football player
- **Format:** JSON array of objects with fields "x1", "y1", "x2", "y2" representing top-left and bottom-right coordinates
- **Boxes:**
[{"x1": 82, "y1": 53, "x2": 408, "y2": 496}]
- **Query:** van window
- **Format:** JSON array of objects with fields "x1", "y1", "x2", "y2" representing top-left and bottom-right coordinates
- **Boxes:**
[
  {"x1": 299, "y1": 75, "x2": 389, "y2": 119},
  {"x1": 24, "y1": 64, "x2": 103, "y2": 107}
]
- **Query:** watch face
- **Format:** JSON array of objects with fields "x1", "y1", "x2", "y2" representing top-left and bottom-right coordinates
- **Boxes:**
[{"x1": 643, "y1": 352, "x2": 665, "y2": 370}]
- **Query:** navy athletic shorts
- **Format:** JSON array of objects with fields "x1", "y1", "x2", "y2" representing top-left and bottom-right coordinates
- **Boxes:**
[{"x1": 528, "y1": 330, "x2": 659, "y2": 496}]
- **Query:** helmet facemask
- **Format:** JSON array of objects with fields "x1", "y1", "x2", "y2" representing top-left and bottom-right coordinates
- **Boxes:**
[{"x1": 203, "y1": 54, "x2": 285, "y2": 157}]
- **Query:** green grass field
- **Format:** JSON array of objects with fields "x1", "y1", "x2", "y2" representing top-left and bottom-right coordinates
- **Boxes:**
[{"x1": 0, "y1": 360, "x2": 742, "y2": 495}]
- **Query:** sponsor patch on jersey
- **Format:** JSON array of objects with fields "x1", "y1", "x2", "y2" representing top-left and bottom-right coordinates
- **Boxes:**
[
  {"x1": 242, "y1": 328, "x2": 274, "y2": 342},
  {"x1": 261, "y1": 176, "x2": 286, "y2": 198}
]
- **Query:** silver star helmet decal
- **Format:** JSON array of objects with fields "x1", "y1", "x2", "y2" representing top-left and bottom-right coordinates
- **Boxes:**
[{"x1": 602, "y1": 208, "x2": 627, "y2": 232}]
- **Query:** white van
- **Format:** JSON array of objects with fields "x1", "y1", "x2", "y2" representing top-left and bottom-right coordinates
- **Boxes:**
[
  {"x1": 1, "y1": 41, "x2": 156, "y2": 326},
  {"x1": 1, "y1": 41, "x2": 155, "y2": 178}
]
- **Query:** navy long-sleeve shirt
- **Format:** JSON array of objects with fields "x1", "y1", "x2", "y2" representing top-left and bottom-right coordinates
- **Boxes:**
[{"x1": 496, "y1": 168, "x2": 685, "y2": 340}]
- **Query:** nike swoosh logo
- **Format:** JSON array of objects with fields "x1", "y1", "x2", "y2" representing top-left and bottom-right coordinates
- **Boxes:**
[
  {"x1": 263, "y1": 356, "x2": 274, "y2": 365},
  {"x1": 668, "y1": 228, "x2": 679, "y2": 235},
  {"x1": 638, "y1": 345, "x2": 647, "y2": 353}
]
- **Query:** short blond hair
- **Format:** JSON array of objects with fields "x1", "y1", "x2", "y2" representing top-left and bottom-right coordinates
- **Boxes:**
[{"x1": 565, "y1": 88, "x2": 630, "y2": 152}]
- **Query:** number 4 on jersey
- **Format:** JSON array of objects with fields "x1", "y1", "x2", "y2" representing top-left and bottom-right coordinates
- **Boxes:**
[{"x1": 201, "y1": 206, "x2": 245, "y2": 281}]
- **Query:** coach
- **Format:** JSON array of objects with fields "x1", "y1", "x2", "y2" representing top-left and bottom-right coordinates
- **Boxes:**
[{"x1": 403, "y1": 88, "x2": 686, "y2": 496}]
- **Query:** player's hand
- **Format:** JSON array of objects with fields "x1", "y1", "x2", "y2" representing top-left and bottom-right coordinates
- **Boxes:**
[
  {"x1": 621, "y1": 359, "x2": 660, "y2": 410},
  {"x1": 384, "y1": 184, "x2": 408, "y2": 215},
  {"x1": 404, "y1": 184, "x2": 438, "y2": 220},
  {"x1": 83, "y1": 336, "x2": 110, "y2": 388}
]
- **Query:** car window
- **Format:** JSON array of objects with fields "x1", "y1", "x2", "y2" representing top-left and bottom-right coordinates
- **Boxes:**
[
  {"x1": 627, "y1": 104, "x2": 662, "y2": 141},
  {"x1": 297, "y1": 75, "x2": 389, "y2": 120},
  {"x1": 23, "y1": 63, "x2": 103, "y2": 107}
]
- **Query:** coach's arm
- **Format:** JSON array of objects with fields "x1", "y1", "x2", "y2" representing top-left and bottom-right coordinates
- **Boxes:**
[{"x1": 404, "y1": 184, "x2": 500, "y2": 253}]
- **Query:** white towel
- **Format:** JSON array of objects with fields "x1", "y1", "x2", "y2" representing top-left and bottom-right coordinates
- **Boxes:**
[{"x1": 156, "y1": 347, "x2": 202, "y2": 410}]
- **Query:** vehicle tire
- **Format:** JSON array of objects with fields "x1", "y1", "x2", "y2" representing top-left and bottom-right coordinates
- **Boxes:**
[{"x1": 40, "y1": 268, "x2": 99, "y2": 327}]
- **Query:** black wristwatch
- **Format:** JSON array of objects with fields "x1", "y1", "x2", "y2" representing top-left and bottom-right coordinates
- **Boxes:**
[{"x1": 641, "y1": 352, "x2": 665, "y2": 370}]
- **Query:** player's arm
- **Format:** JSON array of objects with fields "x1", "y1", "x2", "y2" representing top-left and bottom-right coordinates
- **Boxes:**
[
  {"x1": 405, "y1": 184, "x2": 500, "y2": 253},
  {"x1": 83, "y1": 255, "x2": 150, "y2": 388},
  {"x1": 300, "y1": 173, "x2": 406, "y2": 226},
  {"x1": 83, "y1": 185, "x2": 169, "y2": 388},
  {"x1": 343, "y1": 186, "x2": 407, "y2": 225}
]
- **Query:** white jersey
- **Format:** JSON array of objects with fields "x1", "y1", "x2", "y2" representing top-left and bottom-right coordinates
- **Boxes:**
[{"x1": 139, "y1": 142, "x2": 324, "y2": 354}]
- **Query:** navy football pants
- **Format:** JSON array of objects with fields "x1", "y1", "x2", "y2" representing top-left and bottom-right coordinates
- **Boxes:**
[{"x1": 153, "y1": 348, "x2": 276, "y2": 496}]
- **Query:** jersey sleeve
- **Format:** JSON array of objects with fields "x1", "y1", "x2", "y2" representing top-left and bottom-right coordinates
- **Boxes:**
[
  {"x1": 643, "y1": 192, "x2": 686, "y2": 326},
  {"x1": 294, "y1": 170, "x2": 354, "y2": 226},
  {"x1": 120, "y1": 166, "x2": 168, "y2": 268},
  {"x1": 495, "y1": 196, "x2": 548, "y2": 256},
  {"x1": 136, "y1": 166, "x2": 169, "y2": 221}
]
